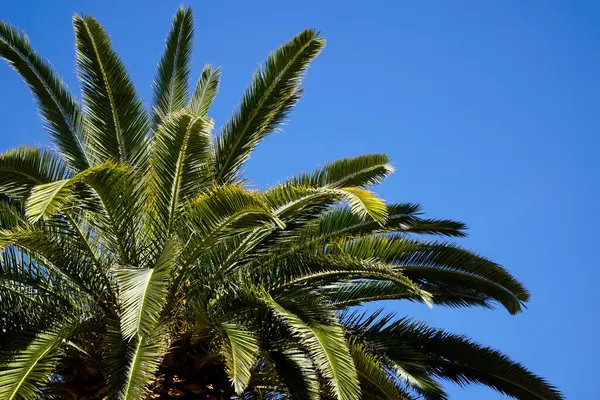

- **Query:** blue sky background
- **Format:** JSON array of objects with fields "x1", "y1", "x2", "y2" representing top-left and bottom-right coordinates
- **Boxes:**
[{"x1": 1, "y1": 1, "x2": 598, "y2": 398}]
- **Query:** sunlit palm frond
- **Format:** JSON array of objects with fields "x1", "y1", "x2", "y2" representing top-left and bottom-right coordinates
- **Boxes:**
[
  {"x1": 0, "y1": 147, "x2": 68, "y2": 200},
  {"x1": 0, "y1": 22, "x2": 89, "y2": 171},
  {"x1": 261, "y1": 292, "x2": 360, "y2": 400},
  {"x1": 222, "y1": 321, "x2": 259, "y2": 394},
  {"x1": 148, "y1": 110, "x2": 212, "y2": 237},
  {"x1": 0, "y1": 319, "x2": 78, "y2": 400},
  {"x1": 189, "y1": 64, "x2": 222, "y2": 116},
  {"x1": 214, "y1": 30, "x2": 324, "y2": 183},
  {"x1": 119, "y1": 327, "x2": 170, "y2": 400},
  {"x1": 288, "y1": 154, "x2": 394, "y2": 189},
  {"x1": 152, "y1": 6, "x2": 194, "y2": 130},
  {"x1": 116, "y1": 239, "x2": 180, "y2": 339}
]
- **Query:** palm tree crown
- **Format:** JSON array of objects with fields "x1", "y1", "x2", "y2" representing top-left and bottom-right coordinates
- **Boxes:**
[{"x1": 0, "y1": 6, "x2": 561, "y2": 400}]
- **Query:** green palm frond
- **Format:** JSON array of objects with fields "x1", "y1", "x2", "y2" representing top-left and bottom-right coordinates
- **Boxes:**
[
  {"x1": 214, "y1": 29, "x2": 324, "y2": 183},
  {"x1": 119, "y1": 328, "x2": 169, "y2": 400},
  {"x1": 0, "y1": 246, "x2": 76, "y2": 312},
  {"x1": 222, "y1": 322, "x2": 259, "y2": 394},
  {"x1": 288, "y1": 154, "x2": 394, "y2": 189},
  {"x1": 189, "y1": 64, "x2": 222, "y2": 116},
  {"x1": 322, "y1": 235, "x2": 527, "y2": 313},
  {"x1": 0, "y1": 200, "x2": 25, "y2": 229},
  {"x1": 269, "y1": 348, "x2": 320, "y2": 399},
  {"x1": 349, "y1": 341, "x2": 414, "y2": 400},
  {"x1": 73, "y1": 15, "x2": 149, "y2": 168},
  {"x1": 25, "y1": 178, "x2": 73, "y2": 223},
  {"x1": 0, "y1": 147, "x2": 68, "y2": 200},
  {"x1": 182, "y1": 185, "x2": 284, "y2": 264},
  {"x1": 0, "y1": 7, "x2": 562, "y2": 399},
  {"x1": 0, "y1": 229, "x2": 108, "y2": 305},
  {"x1": 0, "y1": 320, "x2": 76, "y2": 400},
  {"x1": 148, "y1": 110, "x2": 212, "y2": 236},
  {"x1": 261, "y1": 292, "x2": 360, "y2": 400},
  {"x1": 115, "y1": 239, "x2": 180, "y2": 339},
  {"x1": 152, "y1": 6, "x2": 194, "y2": 129},
  {"x1": 0, "y1": 22, "x2": 89, "y2": 171},
  {"x1": 286, "y1": 203, "x2": 466, "y2": 250},
  {"x1": 347, "y1": 313, "x2": 563, "y2": 400},
  {"x1": 264, "y1": 184, "x2": 387, "y2": 224},
  {"x1": 69, "y1": 162, "x2": 145, "y2": 266},
  {"x1": 264, "y1": 254, "x2": 431, "y2": 306}
]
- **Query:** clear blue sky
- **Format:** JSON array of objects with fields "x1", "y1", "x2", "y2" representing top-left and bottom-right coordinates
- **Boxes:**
[{"x1": 1, "y1": 1, "x2": 598, "y2": 398}]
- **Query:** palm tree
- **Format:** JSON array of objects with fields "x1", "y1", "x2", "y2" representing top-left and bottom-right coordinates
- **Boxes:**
[{"x1": 0, "y1": 6, "x2": 561, "y2": 400}]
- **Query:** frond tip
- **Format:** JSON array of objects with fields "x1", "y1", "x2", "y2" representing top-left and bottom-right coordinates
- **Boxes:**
[{"x1": 214, "y1": 29, "x2": 325, "y2": 183}]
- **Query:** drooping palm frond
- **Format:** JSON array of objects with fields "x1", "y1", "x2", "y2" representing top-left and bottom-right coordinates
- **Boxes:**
[
  {"x1": 261, "y1": 292, "x2": 360, "y2": 400},
  {"x1": 189, "y1": 64, "x2": 222, "y2": 116},
  {"x1": 321, "y1": 236, "x2": 527, "y2": 314},
  {"x1": 0, "y1": 23, "x2": 89, "y2": 172},
  {"x1": 152, "y1": 6, "x2": 194, "y2": 130},
  {"x1": 268, "y1": 347, "x2": 320, "y2": 399},
  {"x1": 349, "y1": 340, "x2": 414, "y2": 400},
  {"x1": 264, "y1": 184, "x2": 387, "y2": 224},
  {"x1": 73, "y1": 15, "x2": 149, "y2": 168},
  {"x1": 213, "y1": 29, "x2": 324, "y2": 183},
  {"x1": 0, "y1": 147, "x2": 68, "y2": 200},
  {"x1": 222, "y1": 321, "x2": 259, "y2": 394},
  {"x1": 344, "y1": 311, "x2": 563, "y2": 400}
]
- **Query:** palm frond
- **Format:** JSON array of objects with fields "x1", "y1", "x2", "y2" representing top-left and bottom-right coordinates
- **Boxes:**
[
  {"x1": 0, "y1": 200, "x2": 25, "y2": 229},
  {"x1": 264, "y1": 254, "x2": 431, "y2": 306},
  {"x1": 222, "y1": 322, "x2": 259, "y2": 394},
  {"x1": 0, "y1": 321, "x2": 75, "y2": 400},
  {"x1": 0, "y1": 147, "x2": 68, "y2": 200},
  {"x1": 324, "y1": 235, "x2": 527, "y2": 314},
  {"x1": 73, "y1": 15, "x2": 149, "y2": 168},
  {"x1": 268, "y1": 348, "x2": 320, "y2": 399},
  {"x1": 25, "y1": 179, "x2": 73, "y2": 223},
  {"x1": 261, "y1": 292, "x2": 360, "y2": 400},
  {"x1": 0, "y1": 228, "x2": 110, "y2": 304},
  {"x1": 182, "y1": 185, "x2": 284, "y2": 265},
  {"x1": 115, "y1": 239, "x2": 180, "y2": 339},
  {"x1": 148, "y1": 110, "x2": 212, "y2": 236},
  {"x1": 351, "y1": 314, "x2": 564, "y2": 400},
  {"x1": 152, "y1": 6, "x2": 194, "y2": 129},
  {"x1": 0, "y1": 22, "x2": 89, "y2": 171},
  {"x1": 288, "y1": 154, "x2": 394, "y2": 189},
  {"x1": 349, "y1": 340, "x2": 414, "y2": 400},
  {"x1": 265, "y1": 184, "x2": 387, "y2": 224},
  {"x1": 119, "y1": 328, "x2": 169, "y2": 400},
  {"x1": 214, "y1": 30, "x2": 324, "y2": 183},
  {"x1": 281, "y1": 203, "x2": 466, "y2": 253},
  {"x1": 189, "y1": 64, "x2": 222, "y2": 116}
]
